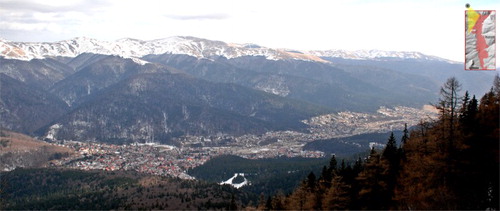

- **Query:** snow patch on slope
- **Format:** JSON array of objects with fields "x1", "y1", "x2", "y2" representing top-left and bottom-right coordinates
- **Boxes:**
[{"x1": 45, "y1": 124, "x2": 62, "y2": 140}]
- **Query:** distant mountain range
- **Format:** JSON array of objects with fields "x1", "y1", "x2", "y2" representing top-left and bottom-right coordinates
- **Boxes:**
[
  {"x1": 1, "y1": 36, "x2": 456, "y2": 62},
  {"x1": 0, "y1": 36, "x2": 497, "y2": 144}
]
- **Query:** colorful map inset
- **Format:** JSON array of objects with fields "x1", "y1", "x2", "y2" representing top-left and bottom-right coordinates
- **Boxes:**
[{"x1": 465, "y1": 9, "x2": 496, "y2": 70}]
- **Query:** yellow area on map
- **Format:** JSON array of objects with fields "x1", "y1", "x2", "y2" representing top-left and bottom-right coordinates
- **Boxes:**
[{"x1": 467, "y1": 7, "x2": 480, "y2": 33}]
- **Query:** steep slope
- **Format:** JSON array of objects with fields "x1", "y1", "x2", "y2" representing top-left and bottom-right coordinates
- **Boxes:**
[
  {"x1": 331, "y1": 63, "x2": 440, "y2": 103},
  {"x1": 43, "y1": 73, "x2": 329, "y2": 144},
  {"x1": 221, "y1": 56, "x2": 436, "y2": 111},
  {"x1": 144, "y1": 54, "x2": 424, "y2": 112},
  {"x1": 323, "y1": 57, "x2": 497, "y2": 97},
  {"x1": 65, "y1": 53, "x2": 111, "y2": 71},
  {"x1": 0, "y1": 58, "x2": 74, "y2": 89},
  {"x1": 49, "y1": 55, "x2": 174, "y2": 106},
  {"x1": 0, "y1": 74, "x2": 70, "y2": 134}
]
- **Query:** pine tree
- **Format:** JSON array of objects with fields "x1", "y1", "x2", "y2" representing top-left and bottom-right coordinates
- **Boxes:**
[
  {"x1": 399, "y1": 123, "x2": 409, "y2": 161},
  {"x1": 340, "y1": 159, "x2": 346, "y2": 172},
  {"x1": 382, "y1": 132, "x2": 398, "y2": 162},
  {"x1": 459, "y1": 91, "x2": 470, "y2": 120},
  {"x1": 346, "y1": 157, "x2": 363, "y2": 209},
  {"x1": 401, "y1": 123, "x2": 409, "y2": 145},
  {"x1": 382, "y1": 132, "x2": 401, "y2": 208},
  {"x1": 320, "y1": 166, "x2": 332, "y2": 189},
  {"x1": 353, "y1": 157, "x2": 363, "y2": 173},
  {"x1": 328, "y1": 154, "x2": 337, "y2": 173},
  {"x1": 322, "y1": 175, "x2": 351, "y2": 210},
  {"x1": 459, "y1": 94, "x2": 478, "y2": 134},
  {"x1": 357, "y1": 148, "x2": 390, "y2": 209}
]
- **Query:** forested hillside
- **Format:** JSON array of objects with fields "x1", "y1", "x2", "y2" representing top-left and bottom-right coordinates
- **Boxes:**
[
  {"x1": 264, "y1": 76, "x2": 499, "y2": 210},
  {"x1": 0, "y1": 168, "x2": 251, "y2": 210}
]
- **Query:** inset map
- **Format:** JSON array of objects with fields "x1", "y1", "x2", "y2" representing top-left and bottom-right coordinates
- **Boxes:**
[{"x1": 465, "y1": 9, "x2": 496, "y2": 70}]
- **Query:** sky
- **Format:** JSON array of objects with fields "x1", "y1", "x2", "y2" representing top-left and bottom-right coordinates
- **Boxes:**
[{"x1": 0, "y1": 0, "x2": 498, "y2": 62}]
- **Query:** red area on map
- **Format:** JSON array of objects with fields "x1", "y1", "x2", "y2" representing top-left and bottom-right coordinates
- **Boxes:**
[{"x1": 472, "y1": 12, "x2": 491, "y2": 69}]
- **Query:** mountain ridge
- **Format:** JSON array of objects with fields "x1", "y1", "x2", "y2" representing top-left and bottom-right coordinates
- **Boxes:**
[{"x1": 0, "y1": 36, "x2": 454, "y2": 63}]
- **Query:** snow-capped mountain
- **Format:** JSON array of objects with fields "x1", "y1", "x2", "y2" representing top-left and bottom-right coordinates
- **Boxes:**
[
  {"x1": 1, "y1": 35, "x2": 494, "y2": 146},
  {"x1": 305, "y1": 49, "x2": 455, "y2": 62},
  {"x1": 0, "y1": 36, "x2": 451, "y2": 62},
  {"x1": 0, "y1": 36, "x2": 325, "y2": 62}
]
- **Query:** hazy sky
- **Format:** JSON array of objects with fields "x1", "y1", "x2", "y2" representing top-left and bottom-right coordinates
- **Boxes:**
[{"x1": 0, "y1": 0, "x2": 498, "y2": 62}]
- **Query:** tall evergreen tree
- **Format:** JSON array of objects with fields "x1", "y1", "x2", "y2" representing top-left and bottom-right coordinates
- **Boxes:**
[
  {"x1": 382, "y1": 132, "x2": 398, "y2": 162},
  {"x1": 399, "y1": 123, "x2": 409, "y2": 161},
  {"x1": 401, "y1": 123, "x2": 409, "y2": 145},
  {"x1": 459, "y1": 91, "x2": 470, "y2": 119},
  {"x1": 353, "y1": 157, "x2": 363, "y2": 173},
  {"x1": 340, "y1": 159, "x2": 346, "y2": 172},
  {"x1": 328, "y1": 155, "x2": 337, "y2": 173},
  {"x1": 382, "y1": 132, "x2": 401, "y2": 208},
  {"x1": 347, "y1": 157, "x2": 364, "y2": 209},
  {"x1": 320, "y1": 165, "x2": 331, "y2": 188},
  {"x1": 459, "y1": 93, "x2": 478, "y2": 133}
]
